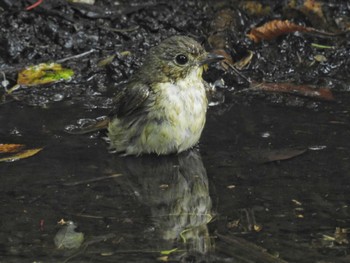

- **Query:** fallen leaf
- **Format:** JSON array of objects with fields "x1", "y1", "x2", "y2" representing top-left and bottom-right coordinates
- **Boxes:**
[
  {"x1": 157, "y1": 256, "x2": 169, "y2": 262},
  {"x1": 292, "y1": 199, "x2": 302, "y2": 206},
  {"x1": 17, "y1": 63, "x2": 74, "y2": 86},
  {"x1": 253, "y1": 224, "x2": 263, "y2": 232},
  {"x1": 334, "y1": 227, "x2": 349, "y2": 245},
  {"x1": 248, "y1": 147, "x2": 307, "y2": 163},
  {"x1": 0, "y1": 148, "x2": 43, "y2": 162},
  {"x1": 97, "y1": 54, "x2": 116, "y2": 67},
  {"x1": 0, "y1": 144, "x2": 24, "y2": 153},
  {"x1": 240, "y1": 1, "x2": 271, "y2": 16},
  {"x1": 250, "y1": 82, "x2": 335, "y2": 101},
  {"x1": 313, "y1": 54, "x2": 327, "y2": 62},
  {"x1": 209, "y1": 8, "x2": 235, "y2": 34},
  {"x1": 54, "y1": 220, "x2": 84, "y2": 249},
  {"x1": 227, "y1": 219, "x2": 240, "y2": 229},
  {"x1": 58, "y1": 219, "x2": 67, "y2": 225},
  {"x1": 247, "y1": 19, "x2": 343, "y2": 43},
  {"x1": 208, "y1": 8, "x2": 236, "y2": 50},
  {"x1": 301, "y1": 0, "x2": 325, "y2": 22},
  {"x1": 160, "y1": 248, "x2": 178, "y2": 255},
  {"x1": 247, "y1": 20, "x2": 310, "y2": 43}
]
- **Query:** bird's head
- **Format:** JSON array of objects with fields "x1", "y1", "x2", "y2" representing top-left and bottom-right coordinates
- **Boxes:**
[{"x1": 133, "y1": 36, "x2": 224, "y2": 84}]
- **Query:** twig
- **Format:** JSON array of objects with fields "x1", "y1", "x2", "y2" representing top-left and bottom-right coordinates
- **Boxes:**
[
  {"x1": 62, "y1": 173, "x2": 122, "y2": 186},
  {"x1": 227, "y1": 64, "x2": 251, "y2": 84},
  {"x1": 74, "y1": 213, "x2": 118, "y2": 220},
  {"x1": 98, "y1": 25, "x2": 140, "y2": 33},
  {"x1": 56, "y1": 49, "x2": 96, "y2": 63},
  {"x1": 26, "y1": 0, "x2": 43, "y2": 11}
]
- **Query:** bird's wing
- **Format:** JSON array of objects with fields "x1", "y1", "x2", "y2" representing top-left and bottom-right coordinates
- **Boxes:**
[
  {"x1": 108, "y1": 82, "x2": 152, "y2": 118},
  {"x1": 66, "y1": 82, "x2": 151, "y2": 135}
]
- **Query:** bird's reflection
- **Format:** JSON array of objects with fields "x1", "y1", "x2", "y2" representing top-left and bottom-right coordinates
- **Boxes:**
[{"x1": 114, "y1": 149, "x2": 213, "y2": 261}]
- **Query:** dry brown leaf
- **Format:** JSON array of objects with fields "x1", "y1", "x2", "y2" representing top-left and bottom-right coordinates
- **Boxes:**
[
  {"x1": 208, "y1": 9, "x2": 236, "y2": 50},
  {"x1": 302, "y1": 0, "x2": 324, "y2": 21},
  {"x1": 210, "y1": 9, "x2": 235, "y2": 33},
  {"x1": 247, "y1": 20, "x2": 310, "y2": 43},
  {"x1": 247, "y1": 19, "x2": 345, "y2": 43},
  {"x1": 240, "y1": 1, "x2": 271, "y2": 16},
  {"x1": 0, "y1": 144, "x2": 24, "y2": 153},
  {"x1": 0, "y1": 148, "x2": 43, "y2": 162},
  {"x1": 334, "y1": 227, "x2": 349, "y2": 245},
  {"x1": 248, "y1": 148, "x2": 307, "y2": 163}
]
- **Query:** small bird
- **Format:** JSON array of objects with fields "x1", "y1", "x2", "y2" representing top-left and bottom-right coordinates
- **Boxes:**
[{"x1": 73, "y1": 36, "x2": 223, "y2": 156}]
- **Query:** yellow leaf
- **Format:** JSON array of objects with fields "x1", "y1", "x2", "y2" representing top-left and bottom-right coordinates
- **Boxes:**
[
  {"x1": 302, "y1": 0, "x2": 324, "y2": 21},
  {"x1": 97, "y1": 54, "x2": 116, "y2": 67},
  {"x1": 253, "y1": 224, "x2": 263, "y2": 232},
  {"x1": 0, "y1": 144, "x2": 24, "y2": 153},
  {"x1": 17, "y1": 63, "x2": 74, "y2": 86},
  {"x1": 0, "y1": 148, "x2": 43, "y2": 162},
  {"x1": 160, "y1": 248, "x2": 178, "y2": 255},
  {"x1": 157, "y1": 256, "x2": 169, "y2": 262}
]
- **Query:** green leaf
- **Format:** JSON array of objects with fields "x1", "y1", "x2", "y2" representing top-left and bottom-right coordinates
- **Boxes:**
[{"x1": 17, "y1": 63, "x2": 74, "y2": 86}]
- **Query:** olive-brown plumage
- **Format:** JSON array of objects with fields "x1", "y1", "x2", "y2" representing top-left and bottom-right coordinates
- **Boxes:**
[{"x1": 72, "y1": 36, "x2": 223, "y2": 156}]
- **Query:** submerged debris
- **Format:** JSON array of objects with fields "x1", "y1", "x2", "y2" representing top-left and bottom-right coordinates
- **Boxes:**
[
  {"x1": 0, "y1": 143, "x2": 42, "y2": 162},
  {"x1": 54, "y1": 220, "x2": 84, "y2": 250}
]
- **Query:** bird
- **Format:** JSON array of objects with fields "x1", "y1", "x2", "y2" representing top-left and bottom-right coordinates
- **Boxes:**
[{"x1": 71, "y1": 36, "x2": 223, "y2": 156}]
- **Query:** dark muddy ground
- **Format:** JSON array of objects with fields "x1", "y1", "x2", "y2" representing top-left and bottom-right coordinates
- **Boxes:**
[{"x1": 0, "y1": 0, "x2": 350, "y2": 262}]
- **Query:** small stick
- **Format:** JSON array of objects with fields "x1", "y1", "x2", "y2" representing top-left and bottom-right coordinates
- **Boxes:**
[
  {"x1": 26, "y1": 0, "x2": 43, "y2": 11},
  {"x1": 62, "y1": 173, "x2": 122, "y2": 186},
  {"x1": 56, "y1": 49, "x2": 96, "y2": 63}
]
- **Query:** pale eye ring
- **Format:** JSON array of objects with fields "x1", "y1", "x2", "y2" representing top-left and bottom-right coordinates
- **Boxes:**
[{"x1": 175, "y1": 54, "x2": 189, "y2": 65}]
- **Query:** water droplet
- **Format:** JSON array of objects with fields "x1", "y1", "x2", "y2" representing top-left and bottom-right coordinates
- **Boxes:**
[
  {"x1": 308, "y1": 145, "x2": 327, "y2": 151},
  {"x1": 51, "y1": 93, "x2": 64, "y2": 102},
  {"x1": 64, "y1": 124, "x2": 79, "y2": 133},
  {"x1": 261, "y1": 132, "x2": 271, "y2": 138},
  {"x1": 10, "y1": 127, "x2": 22, "y2": 136}
]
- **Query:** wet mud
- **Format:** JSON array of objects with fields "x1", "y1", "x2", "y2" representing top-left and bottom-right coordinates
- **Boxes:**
[{"x1": 0, "y1": 1, "x2": 350, "y2": 262}]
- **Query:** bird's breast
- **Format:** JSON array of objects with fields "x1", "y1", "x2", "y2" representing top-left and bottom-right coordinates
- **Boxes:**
[{"x1": 150, "y1": 69, "x2": 207, "y2": 152}]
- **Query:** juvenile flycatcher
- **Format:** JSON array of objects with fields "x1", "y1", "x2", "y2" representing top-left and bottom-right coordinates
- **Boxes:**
[{"x1": 75, "y1": 36, "x2": 223, "y2": 156}]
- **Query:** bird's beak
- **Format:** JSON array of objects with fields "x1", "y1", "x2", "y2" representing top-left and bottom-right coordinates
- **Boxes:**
[{"x1": 199, "y1": 53, "x2": 225, "y2": 66}]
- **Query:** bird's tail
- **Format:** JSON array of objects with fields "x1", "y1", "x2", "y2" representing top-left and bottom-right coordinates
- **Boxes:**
[{"x1": 65, "y1": 117, "x2": 110, "y2": 134}]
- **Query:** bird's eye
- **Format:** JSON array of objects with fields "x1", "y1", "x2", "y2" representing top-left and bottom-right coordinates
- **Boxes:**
[{"x1": 175, "y1": 54, "x2": 188, "y2": 65}]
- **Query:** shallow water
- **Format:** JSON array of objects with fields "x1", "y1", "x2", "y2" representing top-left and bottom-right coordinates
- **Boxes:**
[
  {"x1": 1, "y1": 1, "x2": 350, "y2": 262},
  {"x1": 1, "y1": 90, "x2": 350, "y2": 262}
]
